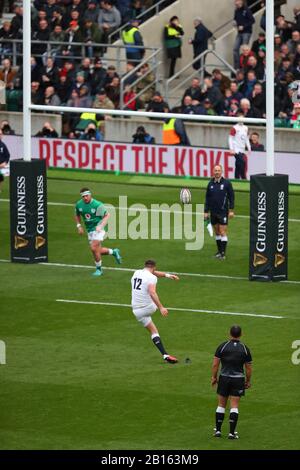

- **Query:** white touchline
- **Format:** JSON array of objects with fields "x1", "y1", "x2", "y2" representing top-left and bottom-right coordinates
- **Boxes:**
[
  {"x1": 0, "y1": 259, "x2": 299, "y2": 285},
  {"x1": 1, "y1": 198, "x2": 300, "y2": 223},
  {"x1": 55, "y1": 299, "x2": 285, "y2": 319}
]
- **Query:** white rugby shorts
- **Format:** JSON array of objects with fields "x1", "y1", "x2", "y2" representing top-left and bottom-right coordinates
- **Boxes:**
[
  {"x1": 88, "y1": 229, "x2": 106, "y2": 243},
  {"x1": 132, "y1": 303, "x2": 157, "y2": 327}
]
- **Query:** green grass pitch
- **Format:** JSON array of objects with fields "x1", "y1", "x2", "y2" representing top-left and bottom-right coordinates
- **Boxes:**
[{"x1": 0, "y1": 172, "x2": 300, "y2": 450}]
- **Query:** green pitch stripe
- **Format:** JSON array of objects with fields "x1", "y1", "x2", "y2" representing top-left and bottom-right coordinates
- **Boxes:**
[
  {"x1": 1, "y1": 198, "x2": 300, "y2": 222},
  {"x1": 56, "y1": 299, "x2": 285, "y2": 319},
  {"x1": 1, "y1": 259, "x2": 300, "y2": 285},
  {"x1": 46, "y1": 168, "x2": 300, "y2": 194}
]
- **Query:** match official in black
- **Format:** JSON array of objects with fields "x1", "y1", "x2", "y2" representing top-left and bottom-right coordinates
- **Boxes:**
[
  {"x1": 204, "y1": 165, "x2": 234, "y2": 259},
  {"x1": 0, "y1": 129, "x2": 10, "y2": 192},
  {"x1": 211, "y1": 325, "x2": 252, "y2": 439}
]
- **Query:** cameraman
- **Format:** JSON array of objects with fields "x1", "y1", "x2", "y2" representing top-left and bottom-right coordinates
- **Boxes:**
[
  {"x1": 132, "y1": 126, "x2": 155, "y2": 144},
  {"x1": 35, "y1": 122, "x2": 59, "y2": 138},
  {"x1": 82, "y1": 123, "x2": 103, "y2": 141},
  {"x1": 0, "y1": 120, "x2": 15, "y2": 135}
]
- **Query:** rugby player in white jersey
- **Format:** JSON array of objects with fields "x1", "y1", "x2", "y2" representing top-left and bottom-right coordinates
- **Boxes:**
[{"x1": 131, "y1": 259, "x2": 179, "y2": 364}]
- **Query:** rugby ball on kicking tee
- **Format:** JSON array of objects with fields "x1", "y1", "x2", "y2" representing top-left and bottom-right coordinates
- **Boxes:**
[{"x1": 180, "y1": 188, "x2": 192, "y2": 204}]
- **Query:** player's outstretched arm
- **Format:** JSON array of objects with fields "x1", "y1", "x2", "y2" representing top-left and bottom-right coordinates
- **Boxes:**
[{"x1": 154, "y1": 271, "x2": 179, "y2": 281}]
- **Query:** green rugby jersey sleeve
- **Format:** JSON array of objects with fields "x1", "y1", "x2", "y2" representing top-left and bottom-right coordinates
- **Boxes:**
[{"x1": 96, "y1": 203, "x2": 107, "y2": 218}]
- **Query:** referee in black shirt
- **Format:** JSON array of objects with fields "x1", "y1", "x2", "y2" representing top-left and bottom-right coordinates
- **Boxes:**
[
  {"x1": 204, "y1": 165, "x2": 234, "y2": 260},
  {"x1": 0, "y1": 130, "x2": 10, "y2": 192},
  {"x1": 211, "y1": 325, "x2": 252, "y2": 439}
]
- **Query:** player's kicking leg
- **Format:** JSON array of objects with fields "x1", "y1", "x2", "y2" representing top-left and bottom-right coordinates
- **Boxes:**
[{"x1": 145, "y1": 319, "x2": 178, "y2": 364}]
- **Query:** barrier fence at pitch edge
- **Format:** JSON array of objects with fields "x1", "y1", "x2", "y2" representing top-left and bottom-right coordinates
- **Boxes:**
[{"x1": 2, "y1": 136, "x2": 300, "y2": 184}]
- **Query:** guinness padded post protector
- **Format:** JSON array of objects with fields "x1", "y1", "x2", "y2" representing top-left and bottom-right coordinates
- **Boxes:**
[
  {"x1": 10, "y1": 159, "x2": 48, "y2": 263},
  {"x1": 249, "y1": 174, "x2": 288, "y2": 282}
]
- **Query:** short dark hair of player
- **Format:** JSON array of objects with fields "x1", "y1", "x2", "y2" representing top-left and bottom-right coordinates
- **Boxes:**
[
  {"x1": 80, "y1": 187, "x2": 91, "y2": 194},
  {"x1": 144, "y1": 259, "x2": 156, "y2": 268},
  {"x1": 230, "y1": 325, "x2": 242, "y2": 338}
]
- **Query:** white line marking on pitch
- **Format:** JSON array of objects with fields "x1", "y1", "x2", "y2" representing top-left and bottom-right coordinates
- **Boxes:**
[
  {"x1": 56, "y1": 299, "x2": 285, "y2": 319},
  {"x1": 1, "y1": 259, "x2": 300, "y2": 285},
  {"x1": 1, "y1": 198, "x2": 300, "y2": 222}
]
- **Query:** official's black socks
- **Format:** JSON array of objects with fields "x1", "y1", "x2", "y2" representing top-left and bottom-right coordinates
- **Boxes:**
[
  {"x1": 229, "y1": 409, "x2": 239, "y2": 434},
  {"x1": 215, "y1": 407, "x2": 225, "y2": 432}
]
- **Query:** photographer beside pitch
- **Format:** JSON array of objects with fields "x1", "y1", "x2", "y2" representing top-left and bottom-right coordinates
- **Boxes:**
[
  {"x1": 204, "y1": 165, "x2": 235, "y2": 260},
  {"x1": 211, "y1": 325, "x2": 252, "y2": 439}
]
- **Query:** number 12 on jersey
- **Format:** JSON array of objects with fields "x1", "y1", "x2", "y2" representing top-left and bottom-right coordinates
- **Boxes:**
[{"x1": 133, "y1": 278, "x2": 142, "y2": 290}]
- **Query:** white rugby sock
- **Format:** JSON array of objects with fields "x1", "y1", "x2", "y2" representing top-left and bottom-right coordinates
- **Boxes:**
[
  {"x1": 216, "y1": 406, "x2": 225, "y2": 414},
  {"x1": 151, "y1": 333, "x2": 160, "y2": 340}
]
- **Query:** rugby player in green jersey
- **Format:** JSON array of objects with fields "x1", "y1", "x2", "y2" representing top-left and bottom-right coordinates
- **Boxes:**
[{"x1": 74, "y1": 187, "x2": 122, "y2": 276}]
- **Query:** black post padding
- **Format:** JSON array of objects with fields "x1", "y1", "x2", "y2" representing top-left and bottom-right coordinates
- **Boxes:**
[
  {"x1": 249, "y1": 174, "x2": 288, "y2": 282},
  {"x1": 10, "y1": 159, "x2": 48, "y2": 264}
]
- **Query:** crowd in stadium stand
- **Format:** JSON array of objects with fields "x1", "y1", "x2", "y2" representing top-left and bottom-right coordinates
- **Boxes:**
[
  {"x1": 0, "y1": 0, "x2": 299, "y2": 137},
  {"x1": 176, "y1": 1, "x2": 300, "y2": 130}
]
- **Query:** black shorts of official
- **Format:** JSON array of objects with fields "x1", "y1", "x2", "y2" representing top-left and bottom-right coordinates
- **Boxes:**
[
  {"x1": 217, "y1": 375, "x2": 245, "y2": 397},
  {"x1": 211, "y1": 212, "x2": 228, "y2": 226},
  {"x1": 0, "y1": 174, "x2": 4, "y2": 183}
]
